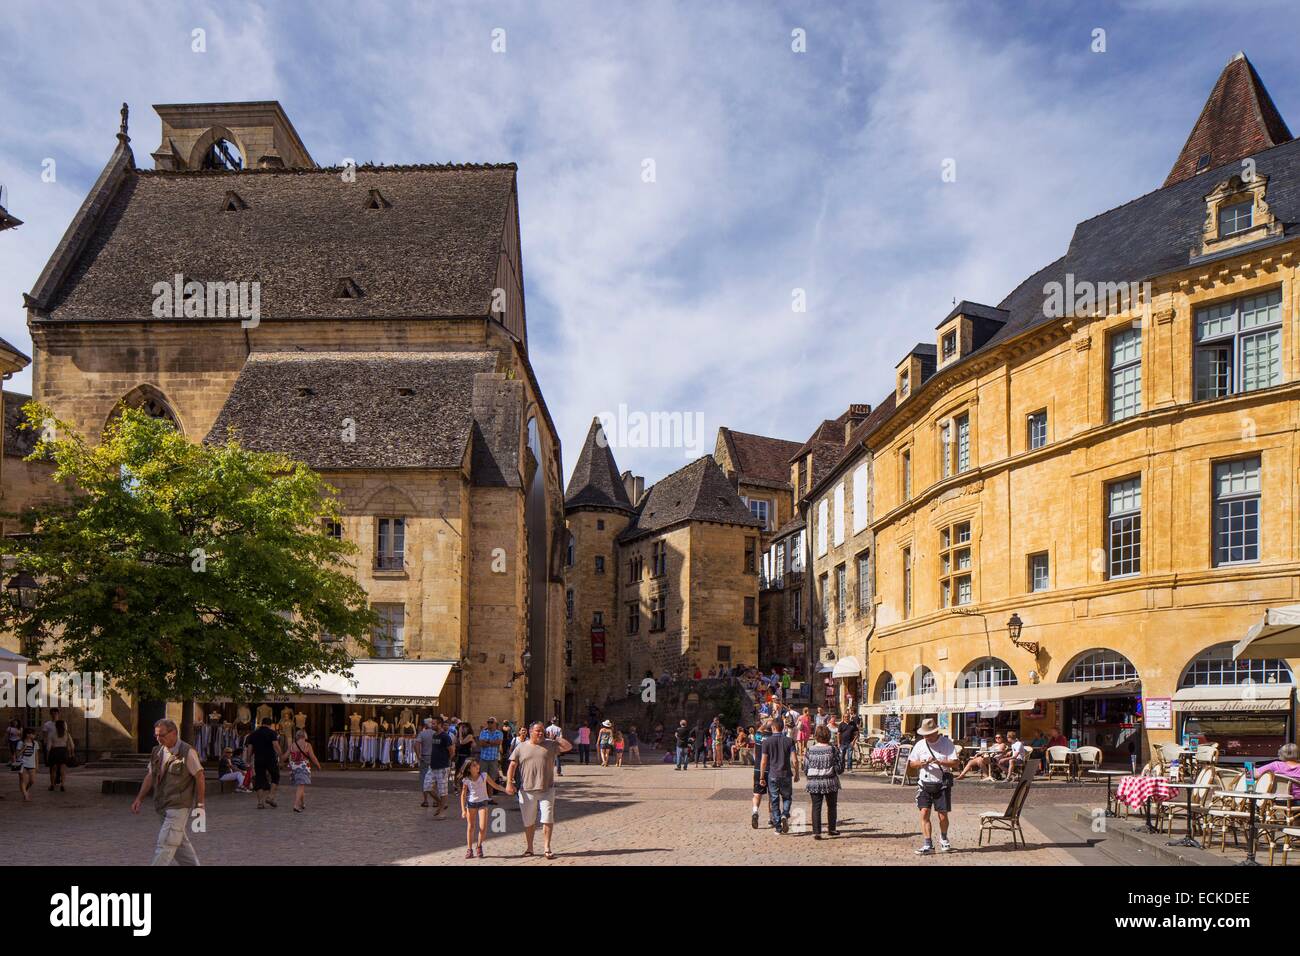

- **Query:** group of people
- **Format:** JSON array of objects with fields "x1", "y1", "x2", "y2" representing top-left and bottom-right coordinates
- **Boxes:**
[{"x1": 6, "y1": 708, "x2": 76, "y2": 801}]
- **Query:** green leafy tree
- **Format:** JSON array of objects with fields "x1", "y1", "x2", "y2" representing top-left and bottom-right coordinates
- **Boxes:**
[{"x1": 1, "y1": 403, "x2": 375, "y2": 734}]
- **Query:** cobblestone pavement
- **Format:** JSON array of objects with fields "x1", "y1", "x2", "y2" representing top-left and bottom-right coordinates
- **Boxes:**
[{"x1": 3, "y1": 753, "x2": 1110, "y2": 866}]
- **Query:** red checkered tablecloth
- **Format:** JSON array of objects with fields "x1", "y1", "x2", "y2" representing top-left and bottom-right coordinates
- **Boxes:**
[
  {"x1": 872, "y1": 744, "x2": 899, "y2": 765},
  {"x1": 1115, "y1": 775, "x2": 1176, "y2": 810}
]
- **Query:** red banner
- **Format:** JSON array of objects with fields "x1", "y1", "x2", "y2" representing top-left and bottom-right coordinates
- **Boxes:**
[{"x1": 590, "y1": 627, "x2": 606, "y2": 663}]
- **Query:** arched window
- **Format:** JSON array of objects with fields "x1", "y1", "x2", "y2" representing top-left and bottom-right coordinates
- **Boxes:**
[
  {"x1": 877, "y1": 673, "x2": 897, "y2": 703},
  {"x1": 1179, "y1": 643, "x2": 1293, "y2": 687},
  {"x1": 110, "y1": 385, "x2": 181, "y2": 434},
  {"x1": 1065, "y1": 649, "x2": 1139, "y2": 682},
  {"x1": 912, "y1": 665, "x2": 937, "y2": 696},
  {"x1": 958, "y1": 657, "x2": 1017, "y2": 688}
]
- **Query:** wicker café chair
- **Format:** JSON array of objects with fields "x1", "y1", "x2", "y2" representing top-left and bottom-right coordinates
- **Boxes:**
[
  {"x1": 1162, "y1": 766, "x2": 1217, "y2": 836},
  {"x1": 1206, "y1": 771, "x2": 1274, "y2": 852},
  {"x1": 1045, "y1": 746, "x2": 1072, "y2": 779}
]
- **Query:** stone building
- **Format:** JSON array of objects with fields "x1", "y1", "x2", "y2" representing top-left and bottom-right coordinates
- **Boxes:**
[
  {"x1": 564, "y1": 427, "x2": 762, "y2": 706},
  {"x1": 19, "y1": 101, "x2": 568, "y2": 751},
  {"x1": 712, "y1": 427, "x2": 802, "y2": 538},
  {"x1": 831, "y1": 53, "x2": 1298, "y2": 765}
]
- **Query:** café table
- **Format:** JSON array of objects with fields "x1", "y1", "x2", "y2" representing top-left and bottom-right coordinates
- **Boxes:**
[
  {"x1": 1163, "y1": 780, "x2": 1207, "y2": 848},
  {"x1": 1116, "y1": 775, "x2": 1175, "y2": 834},
  {"x1": 1214, "y1": 790, "x2": 1273, "y2": 866},
  {"x1": 1088, "y1": 769, "x2": 1129, "y2": 817}
]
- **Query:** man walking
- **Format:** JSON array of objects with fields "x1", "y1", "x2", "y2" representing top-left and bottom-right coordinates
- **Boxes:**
[
  {"x1": 506, "y1": 721, "x2": 573, "y2": 859},
  {"x1": 759, "y1": 717, "x2": 798, "y2": 832},
  {"x1": 908, "y1": 717, "x2": 959, "y2": 855},
  {"x1": 478, "y1": 717, "x2": 504, "y2": 784},
  {"x1": 131, "y1": 718, "x2": 204, "y2": 866},
  {"x1": 545, "y1": 716, "x2": 564, "y2": 776},
  {"x1": 673, "y1": 719, "x2": 691, "y2": 771},
  {"x1": 244, "y1": 716, "x2": 281, "y2": 809},
  {"x1": 416, "y1": 717, "x2": 454, "y2": 816}
]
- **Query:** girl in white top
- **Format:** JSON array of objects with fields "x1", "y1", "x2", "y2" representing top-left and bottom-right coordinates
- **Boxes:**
[
  {"x1": 17, "y1": 729, "x2": 38, "y2": 801},
  {"x1": 459, "y1": 758, "x2": 509, "y2": 860}
]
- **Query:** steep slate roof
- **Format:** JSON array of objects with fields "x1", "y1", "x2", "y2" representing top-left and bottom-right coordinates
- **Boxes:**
[
  {"x1": 36, "y1": 163, "x2": 516, "y2": 321},
  {"x1": 205, "y1": 351, "x2": 504, "y2": 471},
  {"x1": 618, "y1": 456, "x2": 761, "y2": 543},
  {"x1": 1165, "y1": 53, "x2": 1293, "y2": 187},
  {"x1": 772, "y1": 513, "x2": 806, "y2": 541},
  {"x1": 564, "y1": 419, "x2": 633, "y2": 512},
  {"x1": 718, "y1": 427, "x2": 803, "y2": 491}
]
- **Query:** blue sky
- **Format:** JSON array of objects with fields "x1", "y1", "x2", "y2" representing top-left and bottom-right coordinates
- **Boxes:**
[{"x1": 1, "y1": 0, "x2": 1297, "y2": 485}]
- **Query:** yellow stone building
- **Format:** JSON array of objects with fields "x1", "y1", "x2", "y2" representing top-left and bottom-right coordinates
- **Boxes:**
[
  {"x1": 10, "y1": 101, "x2": 569, "y2": 753},
  {"x1": 810, "y1": 54, "x2": 1299, "y2": 766}
]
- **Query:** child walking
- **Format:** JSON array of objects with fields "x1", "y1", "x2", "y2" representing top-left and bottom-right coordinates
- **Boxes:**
[
  {"x1": 17, "y1": 729, "x2": 37, "y2": 801},
  {"x1": 459, "y1": 758, "x2": 509, "y2": 859}
]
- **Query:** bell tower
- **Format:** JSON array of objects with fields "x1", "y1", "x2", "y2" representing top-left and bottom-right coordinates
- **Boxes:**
[{"x1": 150, "y1": 101, "x2": 315, "y2": 171}]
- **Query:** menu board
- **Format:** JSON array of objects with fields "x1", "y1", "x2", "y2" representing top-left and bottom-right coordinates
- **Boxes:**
[{"x1": 1144, "y1": 697, "x2": 1172, "y2": 730}]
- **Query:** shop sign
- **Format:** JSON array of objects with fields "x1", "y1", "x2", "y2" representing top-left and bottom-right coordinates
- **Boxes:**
[
  {"x1": 791, "y1": 642, "x2": 805, "y2": 654},
  {"x1": 1144, "y1": 697, "x2": 1172, "y2": 729}
]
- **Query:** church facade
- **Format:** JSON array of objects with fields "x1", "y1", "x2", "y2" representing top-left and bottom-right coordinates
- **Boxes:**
[{"x1": 21, "y1": 102, "x2": 568, "y2": 750}]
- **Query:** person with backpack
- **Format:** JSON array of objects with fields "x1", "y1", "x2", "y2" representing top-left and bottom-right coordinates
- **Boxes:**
[{"x1": 908, "y1": 718, "x2": 959, "y2": 855}]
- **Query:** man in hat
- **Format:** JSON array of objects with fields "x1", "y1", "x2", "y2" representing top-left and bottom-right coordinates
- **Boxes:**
[{"x1": 908, "y1": 717, "x2": 959, "y2": 855}]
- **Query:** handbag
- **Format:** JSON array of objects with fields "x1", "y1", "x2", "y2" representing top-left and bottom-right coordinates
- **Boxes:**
[{"x1": 66, "y1": 751, "x2": 80, "y2": 769}]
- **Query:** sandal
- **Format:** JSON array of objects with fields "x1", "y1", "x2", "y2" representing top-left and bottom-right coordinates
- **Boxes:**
[
  {"x1": 465, "y1": 848, "x2": 474, "y2": 859},
  {"x1": 544, "y1": 850, "x2": 556, "y2": 860},
  {"x1": 521, "y1": 849, "x2": 534, "y2": 857}
]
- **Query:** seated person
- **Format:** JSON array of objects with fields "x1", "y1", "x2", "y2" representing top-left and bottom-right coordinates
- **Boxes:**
[
  {"x1": 997, "y1": 732, "x2": 1029, "y2": 778},
  {"x1": 217, "y1": 747, "x2": 248, "y2": 791},
  {"x1": 1257, "y1": 743, "x2": 1300, "y2": 799},
  {"x1": 956, "y1": 734, "x2": 1008, "y2": 779}
]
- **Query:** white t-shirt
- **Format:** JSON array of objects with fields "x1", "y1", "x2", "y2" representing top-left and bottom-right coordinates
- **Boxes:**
[
  {"x1": 463, "y1": 772, "x2": 490, "y2": 803},
  {"x1": 910, "y1": 736, "x2": 956, "y2": 784},
  {"x1": 1008, "y1": 740, "x2": 1028, "y2": 759},
  {"x1": 545, "y1": 723, "x2": 562, "y2": 740}
]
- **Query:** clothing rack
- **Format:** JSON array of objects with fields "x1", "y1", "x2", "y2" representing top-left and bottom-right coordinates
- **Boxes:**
[{"x1": 326, "y1": 732, "x2": 419, "y2": 770}]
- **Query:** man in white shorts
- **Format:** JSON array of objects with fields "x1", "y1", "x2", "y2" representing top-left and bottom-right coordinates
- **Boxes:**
[{"x1": 506, "y1": 721, "x2": 573, "y2": 859}]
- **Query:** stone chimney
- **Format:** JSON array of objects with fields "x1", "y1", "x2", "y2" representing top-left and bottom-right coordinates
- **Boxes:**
[{"x1": 621, "y1": 470, "x2": 645, "y2": 506}]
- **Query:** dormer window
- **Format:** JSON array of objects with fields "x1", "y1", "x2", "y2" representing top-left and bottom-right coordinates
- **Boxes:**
[
  {"x1": 1218, "y1": 200, "x2": 1253, "y2": 236},
  {"x1": 334, "y1": 277, "x2": 365, "y2": 299},
  {"x1": 364, "y1": 189, "x2": 391, "y2": 210},
  {"x1": 899, "y1": 369, "x2": 910, "y2": 398},
  {"x1": 395, "y1": 387, "x2": 415, "y2": 397},
  {"x1": 1196, "y1": 153, "x2": 1212, "y2": 172},
  {"x1": 941, "y1": 330, "x2": 958, "y2": 361},
  {"x1": 222, "y1": 190, "x2": 248, "y2": 212}
]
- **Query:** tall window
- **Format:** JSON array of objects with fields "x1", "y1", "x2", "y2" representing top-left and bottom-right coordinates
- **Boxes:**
[
  {"x1": 774, "y1": 543, "x2": 785, "y2": 586},
  {"x1": 371, "y1": 604, "x2": 405, "y2": 658},
  {"x1": 375, "y1": 517, "x2": 405, "y2": 570},
  {"x1": 939, "y1": 521, "x2": 973, "y2": 607},
  {"x1": 879, "y1": 674, "x2": 898, "y2": 703},
  {"x1": 649, "y1": 594, "x2": 666, "y2": 632},
  {"x1": 1218, "y1": 200, "x2": 1253, "y2": 236},
  {"x1": 1027, "y1": 410, "x2": 1047, "y2": 450},
  {"x1": 789, "y1": 533, "x2": 803, "y2": 572},
  {"x1": 627, "y1": 602, "x2": 640, "y2": 635},
  {"x1": 1213, "y1": 457, "x2": 1261, "y2": 565},
  {"x1": 902, "y1": 547, "x2": 912, "y2": 619},
  {"x1": 595, "y1": 555, "x2": 605, "y2": 574},
  {"x1": 819, "y1": 573, "x2": 829, "y2": 624},
  {"x1": 792, "y1": 588, "x2": 802, "y2": 626},
  {"x1": 1195, "y1": 289, "x2": 1282, "y2": 400},
  {"x1": 324, "y1": 519, "x2": 343, "y2": 540},
  {"x1": 835, "y1": 565, "x2": 846, "y2": 624},
  {"x1": 955, "y1": 414, "x2": 971, "y2": 473},
  {"x1": 628, "y1": 554, "x2": 643, "y2": 582},
  {"x1": 940, "y1": 421, "x2": 953, "y2": 478},
  {"x1": 857, "y1": 551, "x2": 871, "y2": 611},
  {"x1": 1028, "y1": 552, "x2": 1049, "y2": 592},
  {"x1": 566, "y1": 534, "x2": 574, "y2": 567},
  {"x1": 565, "y1": 589, "x2": 573, "y2": 621},
  {"x1": 901, "y1": 449, "x2": 912, "y2": 501},
  {"x1": 652, "y1": 540, "x2": 667, "y2": 576},
  {"x1": 1109, "y1": 327, "x2": 1143, "y2": 422},
  {"x1": 744, "y1": 597, "x2": 756, "y2": 625},
  {"x1": 1107, "y1": 477, "x2": 1142, "y2": 578}
]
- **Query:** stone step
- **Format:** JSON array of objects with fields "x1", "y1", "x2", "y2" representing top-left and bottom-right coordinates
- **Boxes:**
[{"x1": 1070, "y1": 809, "x2": 1218, "y2": 866}]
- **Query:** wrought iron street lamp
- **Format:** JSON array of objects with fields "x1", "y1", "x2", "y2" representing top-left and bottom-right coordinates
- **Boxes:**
[{"x1": 1007, "y1": 612, "x2": 1040, "y2": 656}]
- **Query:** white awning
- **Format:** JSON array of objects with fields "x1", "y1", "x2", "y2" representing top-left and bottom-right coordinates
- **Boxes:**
[
  {"x1": 0, "y1": 646, "x2": 30, "y2": 677},
  {"x1": 860, "y1": 679, "x2": 1140, "y2": 716},
  {"x1": 832, "y1": 656, "x2": 862, "y2": 678},
  {"x1": 220, "y1": 660, "x2": 455, "y2": 706},
  {"x1": 1172, "y1": 684, "x2": 1294, "y2": 713},
  {"x1": 1233, "y1": 605, "x2": 1300, "y2": 661}
]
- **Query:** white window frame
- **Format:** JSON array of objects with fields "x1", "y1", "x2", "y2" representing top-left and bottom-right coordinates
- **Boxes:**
[
  {"x1": 1195, "y1": 289, "x2": 1282, "y2": 400},
  {"x1": 1109, "y1": 327, "x2": 1143, "y2": 422},
  {"x1": 1107, "y1": 477, "x2": 1142, "y2": 579},
  {"x1": 1213, "y1": 457, "x2": 1261, "y2": 566}
]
